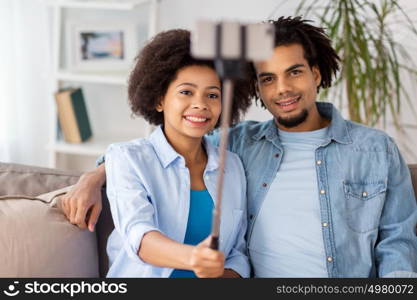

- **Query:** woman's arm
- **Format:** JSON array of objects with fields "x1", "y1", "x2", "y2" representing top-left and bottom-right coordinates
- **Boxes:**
[
  {"x1": 139, "y1": 232, "x2": 225, "y2": 278},
  {"x1": 105, "y1": 143, "x2": 226, "y2": 277}
]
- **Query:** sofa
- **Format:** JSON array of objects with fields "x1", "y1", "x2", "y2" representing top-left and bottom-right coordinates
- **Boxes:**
[
  {"x1": 0, "y1": 162, "x2": 114, "y2": 277},
  {"x1": 1, "y1": 162, "x2": 417, "y2": 277}
]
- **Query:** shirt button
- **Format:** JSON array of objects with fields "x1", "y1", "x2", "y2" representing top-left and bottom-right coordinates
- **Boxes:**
[
  {"x1": 362, "y1": 192, "x2": 368, "y2": 197},
  {"x1": 262, "y1": 183, "x2": 267, "y2": 187},
  {"x1": 317, "y1": 160, "x2": 322, "y2": 165},
  {"x1": 327, "y1": 256, "x2": 333, "y2": 262},
  {"x1": 274, "y1": 153, "x2": 280, "y2": 158},
  {"x1": 249, "y1": 214, "x2": 254, "y2": 220},
  {"x1": 320, "y1": 189, "x2": 326, "y2": 194},
  {"x1": 322, "y1": 222, "x2": 328, "y2": 227}
]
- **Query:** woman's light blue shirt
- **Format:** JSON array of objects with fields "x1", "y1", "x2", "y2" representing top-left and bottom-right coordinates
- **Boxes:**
[{"x1": 105, "y1": 126, "x2": 250, "y2": 278}]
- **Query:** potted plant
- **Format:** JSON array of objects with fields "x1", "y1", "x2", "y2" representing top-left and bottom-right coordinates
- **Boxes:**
[{"x1": 295, "y1": 0, "x2": 417, "y2": 128}]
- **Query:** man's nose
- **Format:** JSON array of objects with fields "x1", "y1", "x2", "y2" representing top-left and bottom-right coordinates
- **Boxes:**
[{"x1": 276, "y1": 77, "x2": 292, "y2": 95}]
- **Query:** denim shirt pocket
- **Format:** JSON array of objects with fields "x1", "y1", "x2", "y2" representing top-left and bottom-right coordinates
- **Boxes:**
[
  {"x1": 220, "y1": 209, "x2": 244, "y2": 255},
  {"x1": 343, "y1": 181, "x2": 387, "y2": 233}
]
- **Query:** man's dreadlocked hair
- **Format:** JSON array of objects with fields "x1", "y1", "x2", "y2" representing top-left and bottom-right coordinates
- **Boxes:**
[{"x1": 252, "y1": 16, "x2": 340, "y2": 101}]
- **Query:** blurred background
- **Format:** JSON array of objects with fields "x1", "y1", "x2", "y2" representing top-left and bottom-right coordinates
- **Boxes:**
[{"x1": 1, "y1": 0, "x2": 416, "y2": 172}]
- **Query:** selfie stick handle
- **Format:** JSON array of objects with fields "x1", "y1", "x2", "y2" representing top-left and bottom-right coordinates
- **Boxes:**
[{"x1": 210, "y1": 78, "x2": 233, "y2": 250}]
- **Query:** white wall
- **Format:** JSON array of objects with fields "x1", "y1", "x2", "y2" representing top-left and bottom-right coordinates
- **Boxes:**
[
  {"x1": 0, "y1": 0, "x2": 51, "y2": 167},
  {"x1": 377, "y1": 0, "x2": 417, "y2": 162},
  {"x1": 2, "y1": 0, "x2": 417, "y2": 168}
]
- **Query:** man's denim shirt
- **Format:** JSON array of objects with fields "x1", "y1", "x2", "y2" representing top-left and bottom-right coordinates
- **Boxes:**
[{"x1": 208, "y1": 102, "x2": 417, "y2": 277}]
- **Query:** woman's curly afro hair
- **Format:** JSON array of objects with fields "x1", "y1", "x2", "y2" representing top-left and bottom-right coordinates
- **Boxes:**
[{"x1": 127, "y1": 29, "x2": 256, "y2": 127}]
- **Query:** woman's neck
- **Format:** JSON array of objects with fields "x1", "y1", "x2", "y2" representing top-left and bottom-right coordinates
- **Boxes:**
[{"x1": 163, "y1": 128, "x2": 206, "y2": 167}]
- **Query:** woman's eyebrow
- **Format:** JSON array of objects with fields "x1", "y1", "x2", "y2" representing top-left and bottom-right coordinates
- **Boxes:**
[
  {"x1": 176, "y1": 83, "x2": 220, "y2": 90},
  {"x1": 206, "y1": 86, "x2": 221, "y2": 91},
  {"x1": 176, "y1": 82, "x2": 197, "y2": 88}
]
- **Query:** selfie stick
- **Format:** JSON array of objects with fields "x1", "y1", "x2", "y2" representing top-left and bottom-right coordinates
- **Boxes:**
[
  {"x1": 209, "y1": 78, "x2": 233, "y2": 249},
  {"x1": 191, "y1": 21, "x2": 274, "y2": 249}
]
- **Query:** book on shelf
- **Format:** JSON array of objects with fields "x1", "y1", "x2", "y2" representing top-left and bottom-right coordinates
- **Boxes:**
[{"x1": 54, "y1": 87, "x2": 92, "y2": 144}]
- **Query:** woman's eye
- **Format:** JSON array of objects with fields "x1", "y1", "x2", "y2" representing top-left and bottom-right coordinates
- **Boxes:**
[
  {"x1": 207, "y1": 93, "x2": 219, "y2": 99},
  {"x1": 180, "y1": 90, "x2": 192, "y2": 95}
]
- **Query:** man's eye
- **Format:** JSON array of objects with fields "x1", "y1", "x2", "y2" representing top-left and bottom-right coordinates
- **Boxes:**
[
  {"x1": 180, "y1": 90, "x2": 192, "y2": 95},
  {"x1": 261, "y1": 76, "x2": 273, "y2": 83},
  {"x1": 290, "y1": 70, "x2": 302, "y2": 76}
]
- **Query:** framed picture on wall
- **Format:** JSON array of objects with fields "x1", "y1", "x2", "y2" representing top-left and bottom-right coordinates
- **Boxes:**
[{"x1": 66, "y1": 21, "x2": 138, "y2": 72}]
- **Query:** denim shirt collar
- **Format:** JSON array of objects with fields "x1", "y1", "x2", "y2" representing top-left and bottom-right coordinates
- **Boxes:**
[
  {"x1": 148, "y1": 125, "x2": 221, "y2": 172},
  {"x1": 252, "y1": 102, "x2": 352, "y2": 145}
]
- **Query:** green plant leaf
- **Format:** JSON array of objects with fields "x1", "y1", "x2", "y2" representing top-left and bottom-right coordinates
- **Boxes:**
[{"x1": 296, "y1": 0, "x2": 417, "y2": 128}]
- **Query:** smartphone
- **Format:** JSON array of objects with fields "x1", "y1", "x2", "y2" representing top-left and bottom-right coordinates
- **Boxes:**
[{"x1": 191, "y1": 20, "x2": 275, "y2": 62}]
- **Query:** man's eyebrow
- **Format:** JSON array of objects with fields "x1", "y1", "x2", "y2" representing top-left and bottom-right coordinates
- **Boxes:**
[
  {"x1": 257, "y1": 72, "x2": 275, "y2": 78},
  {"x1": 285, "y1": 64, "x2": 306, "y2": 73},
  {"x1": 257, "y1": 64, "x2": 306, "y2": 78}
]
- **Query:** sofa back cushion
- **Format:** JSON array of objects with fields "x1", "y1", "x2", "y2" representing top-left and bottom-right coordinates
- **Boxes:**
[
  {"x1": 0, "y1": 162, "x2": 113, "y2": 277},
  {"x1": 0, "y1": 186, "x2": 99, "y2": 277},
  {"x1": 0, "y1": 163, "x2": 81, "y2": 196}
]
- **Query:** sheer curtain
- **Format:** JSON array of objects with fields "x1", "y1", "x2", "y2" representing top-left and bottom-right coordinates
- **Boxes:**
[{"x1": 0, "y1": 0, "x2": 51, "y2": 166}]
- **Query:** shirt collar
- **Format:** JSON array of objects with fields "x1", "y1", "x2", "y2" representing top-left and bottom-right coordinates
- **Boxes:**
[
  {"x1": 148, "y1": 125, "x2": 222, "y2": 171},
  {"x1": 317, "y1": 102, "x2": 352, "y2": 144},
  {"x1": 148, "y1": 126, "x2": 181, "y2": 168},
  {"x1": 252, "y1": 119, "x2": 277, "y2": 141},
  {"x1": 252, "y1": 102, "x2": 352, "y2": 145},
  {"x1": 204, "y1": 137, "x2": 221, "y2": 172}
]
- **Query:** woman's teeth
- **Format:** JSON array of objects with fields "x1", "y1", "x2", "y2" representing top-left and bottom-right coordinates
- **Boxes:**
[{"x1": 184, "y1": 116, "x2": 207, "y2": 122}]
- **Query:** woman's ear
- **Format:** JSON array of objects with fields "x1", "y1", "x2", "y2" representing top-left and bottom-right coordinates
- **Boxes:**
[{"x1": 156, "y1": 98, "x2": 164, "y2": 112}]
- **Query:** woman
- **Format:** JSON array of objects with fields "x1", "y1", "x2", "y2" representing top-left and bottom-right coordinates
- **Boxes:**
[{"x1": 105, "y1": 29, "x2": 255, "y2": 278}]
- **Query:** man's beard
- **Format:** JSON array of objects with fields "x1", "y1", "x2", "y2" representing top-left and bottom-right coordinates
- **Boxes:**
[{"x1": 276, "y1": 108, "x2": 308, "y2": 128}]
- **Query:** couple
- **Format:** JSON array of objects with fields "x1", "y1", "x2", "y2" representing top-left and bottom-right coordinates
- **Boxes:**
[{"x1": 61, "y1": 16, "x2": 417, "y2": 278}]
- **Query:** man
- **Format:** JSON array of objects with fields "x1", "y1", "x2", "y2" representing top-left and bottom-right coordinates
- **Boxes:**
[{"x1": 62, "y1": 17, "x2": 417, "y2": 277}]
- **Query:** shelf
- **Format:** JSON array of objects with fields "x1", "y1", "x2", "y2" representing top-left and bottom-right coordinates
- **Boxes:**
[
  {"x1": 46, "y1": 0, "x2": 152, "y2": 10},
  {"x1": 48, "y1": 139, "x2": 109, "y2": 156},
  {"x1": 48, "y1": 136, "x2": 137, "y2": 156},
  {"x1": 46, "y1": 0, "x2": 159, "y2": 169},
  {"x1": 56, "y1": 70, "x2": 128, "y2": 85}
]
